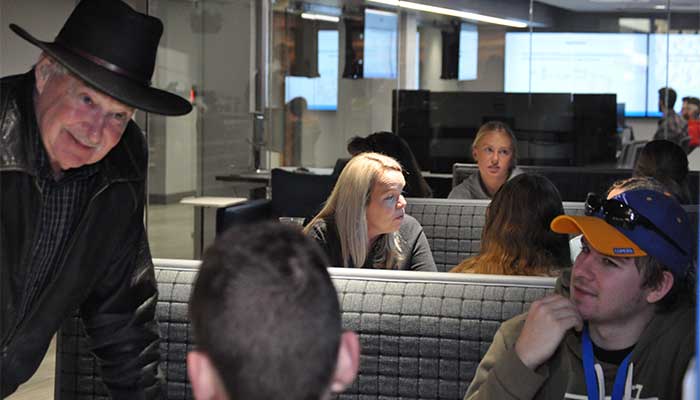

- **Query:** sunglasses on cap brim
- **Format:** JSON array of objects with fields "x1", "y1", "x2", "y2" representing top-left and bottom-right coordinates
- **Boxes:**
[{"x1": 584, "y1": 192, "x2": 688, "y2": 257}]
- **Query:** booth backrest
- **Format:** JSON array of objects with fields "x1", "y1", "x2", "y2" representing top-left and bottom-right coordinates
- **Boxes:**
[
  {"x1": 405, "y1": 198, "x2": 586, "y2": 272},
  {"x1": 451, "y1": 163, "x2": 700, "y2": 203},
  {"x1": 54, "y1": 260, "x2": 555, "y2": 400},
  {"x1": 332, "y1": 269, "x2": 555, "y2": 399}
]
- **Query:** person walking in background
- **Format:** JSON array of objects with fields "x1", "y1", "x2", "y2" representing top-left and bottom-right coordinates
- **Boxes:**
[
  {"x1": 681, "y1": 97, "x2": 700, "y2": 152},
  {"x1": 681, "y1": 96, "x2": 700, "y2": 122},
  {"x1": 0, "y1": 0, "x2": 191, "y2": 397},
  {"x1": 653, "y1": 87, "x2": 687, "y2": 145}
]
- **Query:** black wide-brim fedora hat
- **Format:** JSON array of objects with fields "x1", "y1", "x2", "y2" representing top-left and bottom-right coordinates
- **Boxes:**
[{"x1": 10, "y1": 0, "x2": 192, "y2": 116}]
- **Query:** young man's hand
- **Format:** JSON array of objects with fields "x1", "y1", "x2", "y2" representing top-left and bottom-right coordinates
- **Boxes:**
[{"x1": 515, "y1": 294, "x2": 583, "y2": 370}]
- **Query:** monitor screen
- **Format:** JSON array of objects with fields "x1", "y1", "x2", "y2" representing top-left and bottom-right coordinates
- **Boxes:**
[
  {"x1": 646, "y1": 33, "x2": 700, "y2": 118},
  {"x1": 364, "y1": 9, "x2": 398, "y2": 79},
  {"x1": 504, "y1": 32, "x2": 648, "y2": 116},
  {"x1": 458, "y1": 23, "x2": 478, "y2": 81},
  {"x1": 285, "y1": 30, "x2": 339, "y2": 110}
]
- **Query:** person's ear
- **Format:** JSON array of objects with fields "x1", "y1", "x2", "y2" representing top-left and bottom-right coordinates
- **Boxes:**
[
  {"x1": 646, "y1": 270, "x2": 674, "y2": 304},
  {"x1": 187, "y1": 351, "x2": 228, "y2": 400},
  {"x1": 330, "y1": 331, "x2": 360, "y2": 393},
  {"x1": 34, "y1": 55, "x2": 54, "y2": 94},
  {"x1": 472, "y1": 147, "x2": 478, "y2": 162}
]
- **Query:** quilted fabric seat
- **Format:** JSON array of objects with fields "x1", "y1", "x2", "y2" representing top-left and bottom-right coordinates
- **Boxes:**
[{"x1": 55, "y1": 261, "x2": 555, "y2": 400}]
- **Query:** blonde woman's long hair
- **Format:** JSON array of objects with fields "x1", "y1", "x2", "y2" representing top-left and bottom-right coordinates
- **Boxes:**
[{"x1": 304, "y1": 152, "x2": 405, "y2": 269}]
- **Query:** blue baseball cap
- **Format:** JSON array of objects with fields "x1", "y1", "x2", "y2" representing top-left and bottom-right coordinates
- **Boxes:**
[{"x1": 552, "y1": 189, "x2": 693, "y2": 277}]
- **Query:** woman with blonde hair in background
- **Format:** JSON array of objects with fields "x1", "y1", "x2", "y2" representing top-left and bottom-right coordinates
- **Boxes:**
[
  {"x1": 305, "y1": 152, "x2": 436, "y2": 271},
  {"x1": 451, "y1": 173, "x2": 570, "y2": 276},
  {"x1": 449, "y1": 121, "x2": 522, "y2": 199}
]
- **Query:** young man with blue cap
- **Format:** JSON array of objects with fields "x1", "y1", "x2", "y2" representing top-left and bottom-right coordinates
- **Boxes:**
[{"x1": 464, "y1": 179, "x2": 694, "y2": 400}]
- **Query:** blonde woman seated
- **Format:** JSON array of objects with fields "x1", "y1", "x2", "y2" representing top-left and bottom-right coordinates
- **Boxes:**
[
  {"x1": 451, "y1": 173, "x2": 570, "y2": 276},
  {"x1": 304, "y1": 152, "x2": 437, "y2": 271},
  {"x1": 448, "y1": 121, "x2": 522, "y2": 199}
]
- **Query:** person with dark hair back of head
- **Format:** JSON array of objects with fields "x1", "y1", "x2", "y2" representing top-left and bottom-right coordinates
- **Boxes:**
[
  {"x1": 343, "y1": 131, "x2": 433, "y2": 198},
  {"x1": 633, "y1": 139, "x2": 691, "y2": 203},
  {"x1": 654, "y1": 87, "x2": 687, "y2": 145},
  {"x1": 449, "y1": 121, "x2": 522, "y2": 199},
  {"x1": 188, "y1": 222, "x2": 360, "y2": 400},
  {"x1": 465, "y1": 177, "x2": 695, "y2": 400},
  {"x1": 451, "y1": 174, "x2": 570, "y2": 276}
]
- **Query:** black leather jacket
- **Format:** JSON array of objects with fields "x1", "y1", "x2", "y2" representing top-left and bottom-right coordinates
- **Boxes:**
[{"x1": 0, "y1": 71, "x2": 162, "y2": 399}]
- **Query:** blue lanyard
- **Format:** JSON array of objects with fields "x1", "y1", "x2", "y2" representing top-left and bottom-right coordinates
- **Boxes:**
[{"x1": 582, "y1": 324, "x2": 632, "y2": 400}]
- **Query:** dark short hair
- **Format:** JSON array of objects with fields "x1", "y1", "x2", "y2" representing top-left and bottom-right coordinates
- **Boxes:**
[
  {"x1": 658, "y1": 87, "x2": 678, "y2": 108},
  {"x1": 635, "y1": 254, "x2": 695, "y2": 313},
  {"x1": 189, "y1": 222, "x2": 341, "y2": 400},
  {"x1": 686, "y1": 96, "x2": 700, "y2": 107}
]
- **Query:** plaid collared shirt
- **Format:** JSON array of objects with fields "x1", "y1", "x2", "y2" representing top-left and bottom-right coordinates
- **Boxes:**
[
  {"x1": 16, "y1": 131, "x2": 100, "y2": 321},
  {"x1": 653, "y1": 110, "x2": 687, "y2": 144}
]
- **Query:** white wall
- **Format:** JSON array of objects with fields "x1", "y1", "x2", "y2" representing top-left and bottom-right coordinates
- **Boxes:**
[
  {"x1": 1, "y1": 0, "x2": 75, "y2": 76},
  {"x1": 627, "y1": 118, "x2": 659, "y2": 142}
]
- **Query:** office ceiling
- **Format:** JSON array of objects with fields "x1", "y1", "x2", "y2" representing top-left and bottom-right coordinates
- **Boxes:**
[
  {"x1": 281, "y1": 0, "x2": 699, "y2": 13},
  {"x1": 535, "y1": 0, "x2": 700, "y2": 12}
]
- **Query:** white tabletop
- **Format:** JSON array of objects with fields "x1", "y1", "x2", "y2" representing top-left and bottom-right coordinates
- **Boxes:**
[{"x1": 179, "y1": 196, "x2": 247, "y2": 208}]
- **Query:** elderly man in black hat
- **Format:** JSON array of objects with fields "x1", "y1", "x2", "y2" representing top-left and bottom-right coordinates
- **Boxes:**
[{"x1": 0, "y1": 0, "x2": 191, "y2": 398}]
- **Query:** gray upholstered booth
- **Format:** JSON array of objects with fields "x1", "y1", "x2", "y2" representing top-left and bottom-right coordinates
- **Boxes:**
[{"x1": 55, "y1": 259, "x2": 555, "y2": 400}]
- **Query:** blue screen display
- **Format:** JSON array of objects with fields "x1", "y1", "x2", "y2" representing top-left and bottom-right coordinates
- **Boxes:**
[
  {"x1": 285, "y1": 30, "x2": 339, "y2": 111},
  {"x1": 458, "y1": 23, "x2": 478, "y2": 81},
  {"x1": 647, "y1": 33, "x2": 700, "y2": 118},
  {"x1": 505, "y1": 32, "x2": 700, "y2": 117},
  {"x1": 505, "y1": 32, "x2": 648, "y2": 116},
  {"x1": 364, "y1": 9, "x2": 398, "y2": 79}
]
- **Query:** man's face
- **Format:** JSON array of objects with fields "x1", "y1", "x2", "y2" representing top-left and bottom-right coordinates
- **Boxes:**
[
  {"x1": 569, "y1": 237, "x2": 651, "y2": 323},
  {"x1": 34, "y1": 58, "x2": 134, "y2": 174},
  {"x1": 682, "y1": 101, "x2": 700, "y2": 121}
]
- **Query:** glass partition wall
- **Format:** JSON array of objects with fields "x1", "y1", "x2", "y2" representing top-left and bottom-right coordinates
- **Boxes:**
[
  {"x1": 265, "y1": 0, "x2": 698, "y2": 174},
  {"x1": 140, "y1": 0, "x2": 699, "y2": 260}
]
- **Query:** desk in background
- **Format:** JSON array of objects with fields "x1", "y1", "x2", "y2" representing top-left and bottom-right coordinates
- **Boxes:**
[
  {"x1": 215, "y1": 167, "x2": 335, "y2": 199},
  {"x1": 180, "y1": 196, "x2": 247, "y2": 258}
]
